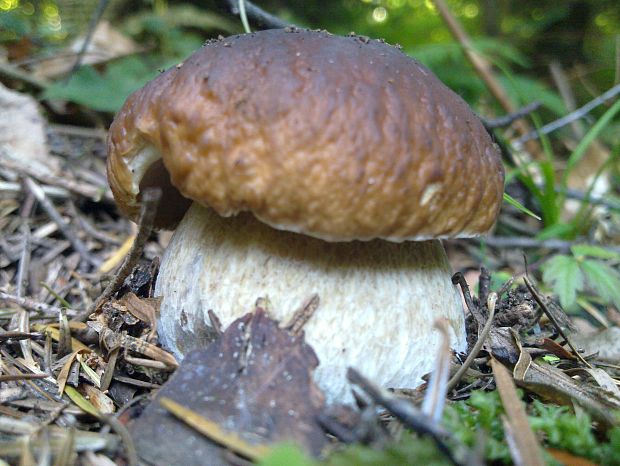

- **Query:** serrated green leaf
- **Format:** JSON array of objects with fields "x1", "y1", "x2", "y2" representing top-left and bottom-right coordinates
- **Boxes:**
[
  {"x1": 570, "y1": 244, "x2": 620, "y2": 261},
  {"x1": 541, "y1": 255, "x2": 584, "y2": 309},
  {"x1": 580, "y1": 260, "x2": 620, "y2": 309}
]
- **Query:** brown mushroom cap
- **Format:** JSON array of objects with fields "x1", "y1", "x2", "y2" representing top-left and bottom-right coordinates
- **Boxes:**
[{"x1": 107, "y1": 28, "x2": 504, "y2": 241}]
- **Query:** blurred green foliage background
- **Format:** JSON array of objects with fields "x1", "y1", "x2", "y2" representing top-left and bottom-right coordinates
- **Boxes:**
[{"x1": 1, "y1": 0, "x2": 618, "y2": 116}]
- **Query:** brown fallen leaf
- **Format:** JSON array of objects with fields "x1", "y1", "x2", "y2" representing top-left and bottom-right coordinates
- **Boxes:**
[
  {"x1": 57, "y1": 348, "x2": 91, "y2": 395},
  {"x1": 505, "y1": 325, "x2": 620, "y2": 427},
  {"x1": 117, "y1": 292, "x2": 159, "y2": 342},
  {"x1": 129, "y1": 308, "x2": 328, "y2": 465},
  {"x1": 533, "y1": 337, "x2": 577, "y2": 360},
  {"x1": 485, "y1": 327, "x2": 521, "y2": 365},
  {"x1": 572, "y1": 326, "x2": 620, "y2": 362},
  {"x1": 516, "y1": 356, "x2": 620, "y2": 428},
  {"x1": 32, "y1": 21, "x2": 142, "y2": 79},
  {"x1": 79, "y1": 384, "x2": 115, "y2": 415}
]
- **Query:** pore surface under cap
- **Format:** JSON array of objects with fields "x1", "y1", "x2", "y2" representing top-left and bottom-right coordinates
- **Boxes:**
[{"x1": 107, "y1": 28, "x2": 504, "y2": 240}]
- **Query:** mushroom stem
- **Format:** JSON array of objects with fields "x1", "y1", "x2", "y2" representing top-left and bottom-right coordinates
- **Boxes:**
[{"x1": 155, "y1": 203, "x2": 466, "y2": 402}]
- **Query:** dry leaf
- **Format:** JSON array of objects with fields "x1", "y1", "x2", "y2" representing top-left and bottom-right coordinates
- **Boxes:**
[
  {"x1": 572, "y1": 326, "x2": 620, "y2": 362},
  {"x1": 32, "y1": 21, "x2": 141, "y2": 79},
  {"x1": 118, "y1": 292, "x2": 159, "y2": 341},
  {"x1": 57, "y1": 349, "x2": 91, "y2": 395},
  {"x1": 130, "y1": 308, "x2": 328, "y2": 465},
  {"x1": 515, "y1": 359, "x2": 620, "y2": 427},
  {"x1": 486, "y1": 327, "x2": 521, "y2": 364},
  {"x1": 79, "y1": 384, "x2": 115, "y2": 415},
  {"x1": 0, "y1": 83, "x2": 58, "y2": 173},
  {"x1": 491, "y1": 358, "x2": 545, "y2": 466}
]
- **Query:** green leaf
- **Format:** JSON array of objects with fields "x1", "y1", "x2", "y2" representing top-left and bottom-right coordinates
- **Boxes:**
[
  {"x1": 537, "y1": 222, "x2": 577, "y2": 240},
  {"x1": 580, "y1": 260, "x2": 620, "y2": 309},
  {"x1": 570, "y1": 245, "x2": 620, "y2": 261},
  {"x1": 503, "y1": 192, "x2": 541, "y2": 220},
  {"x1": 42, "y1": 57, "x2": 159, "y2": 113},
  {"x1": 498, "y1": 74, "x2": 567, "y2": 116},
  {"x1": 64, "y1": 386, "x2": 100, "y2": 418},
  {"x1": 541, "y1": 255, "x2": 584, "y2": 309}
]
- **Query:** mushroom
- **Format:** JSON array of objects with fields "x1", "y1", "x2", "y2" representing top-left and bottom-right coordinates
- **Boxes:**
[{"x1": 107, "y1": 29, "x2": 504, "y2": 401}]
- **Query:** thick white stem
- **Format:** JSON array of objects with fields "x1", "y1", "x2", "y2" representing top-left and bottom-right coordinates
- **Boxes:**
[{"x1": 156, "y1": 203, "x2": 466, "y2": 402}]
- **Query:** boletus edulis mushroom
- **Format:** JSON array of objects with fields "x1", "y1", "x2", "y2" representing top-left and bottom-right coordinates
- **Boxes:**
[{"x1": 107, "y1": 29, "x2": 504, "y2": 401}]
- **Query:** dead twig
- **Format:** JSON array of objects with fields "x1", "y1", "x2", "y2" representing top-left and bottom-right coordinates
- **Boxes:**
[
  {"x1": 0, "y1": 373, "x2": 49, "y2": 382},
  {"x1": 555, "y1": 187, "x2": 620, "y2": 212},
  {"x1": 446, "y1": 293, "x2": 497, "y2": 393},
  {"x1": 16, "y1": 222, "x2": 35, "y2": 365},
  {"x1": 549, "y1": 61, "x2": 584, "y2": 139},
  {"x1": 0, "y1": 331, "x2": 44, "y2": 342},
  {"x1": 67, "y1": 0, "x2": 112, "y2": 78},
  {"x1": 347, "y1": 368, "x2": 461, "y2": 466},
  {"x1": 0, "y1": 290, "x2": 73, "y2": 315},
  {"x1": 316, "y1": 414, "x2": 359, "y2": 443},
  {"x1": 422, "y1": 319, "x2": 452, "y2": 423},
  {"x1": 22, "y1": 177, "x2": 100, "y2": 269},
  {"x1": 523, "y1": 277, "x2": 592, "y2": 368},
  {"x1": 112, "y1": 375, "x2": 160, "y2": 389},
  {"x1": 451, "y1": 272, "x2": 485, "y2": 324},
  {"x1": 514, "y1": 82, "x2": 620, "y2": 147},
  {"x1": 477, "y1": 267, "x2": 491, "y2": 309},
  {"x1": 0, "y1": 180, "x2": 67, "y2": 198},
  {"x1": 67, "y1": 199, "x2": 122, "y2": 245},
  {"x1": 431, "y1": 0, "x2": 539, "y2": 157},
  {"x1": 16, "y1": 222, "x2": 31, "y2": 297},
  {"x1": 0, "y1": 152, "x2": 113, "y2": 202},
  {"x1": 284, "y1": 294, "x2": 320, "y2": 336},
  {"x1": 48, "y1": 124, "x2": 106, "y2": 140},
  {"x1": 483, "y1": 102, "x2": 542, "y2": 129},
  {"x1": 73, "y1": 188, "x2": 161, "y2": 322}
]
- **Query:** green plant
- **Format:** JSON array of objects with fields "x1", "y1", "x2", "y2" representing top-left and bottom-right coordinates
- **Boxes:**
[
  {"x1": 444, "y1": 390, "x2": 514, "y2": 463},
  {"x1": 541, "y1": 244, "x2": 620, "y2": 311},
  {"x1": 260, "y1": 390, "x2": 620, "y2": 465},
  {"x1": 42, "y1": 56, "x2": 161, "y2": 113},
  {"x1": 529, "y1": 401, "x2": 620, "y2": 465},
  {"x1": 40, "y1": 4, "x2": 239, "y2": 113},
  {"x1": 511, "y1": 118, "x2": 620, "y2": 241}
]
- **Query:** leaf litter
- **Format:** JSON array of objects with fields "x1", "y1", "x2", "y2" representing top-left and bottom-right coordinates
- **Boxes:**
[{"x1": 0, "y1": 89, "x2": 618, "y2": 465}]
